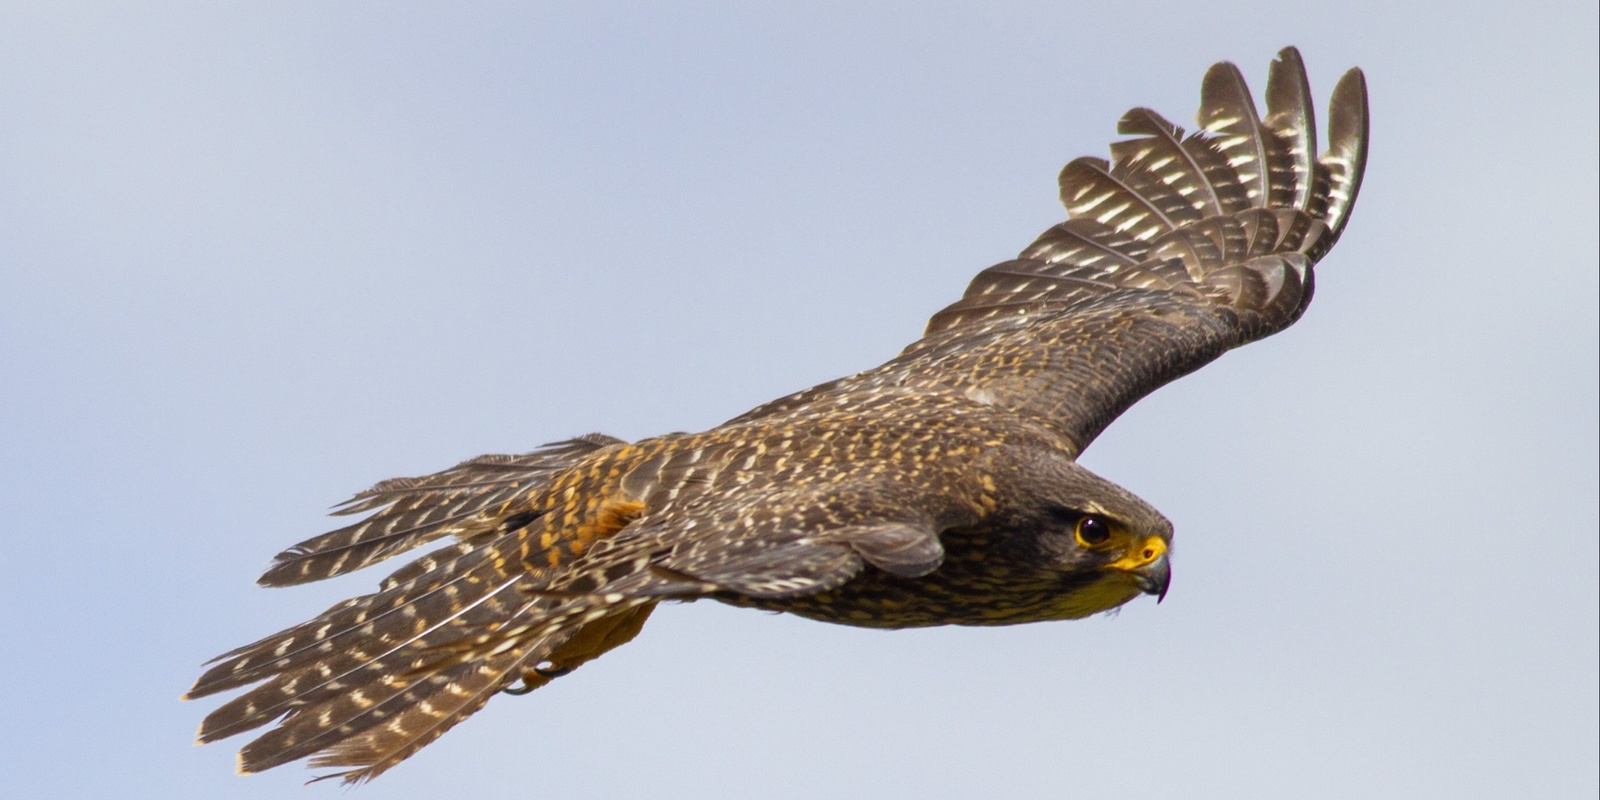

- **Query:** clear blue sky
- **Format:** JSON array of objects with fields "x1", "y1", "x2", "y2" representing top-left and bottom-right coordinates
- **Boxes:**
[{"x1": 1, "y1": 3, "x2": 1595, "y2": 798}]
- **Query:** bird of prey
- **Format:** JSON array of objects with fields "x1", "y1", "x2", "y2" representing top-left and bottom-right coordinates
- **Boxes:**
[{"x1": 186, "y1": 47, "x2": 1368, "y2": 783}]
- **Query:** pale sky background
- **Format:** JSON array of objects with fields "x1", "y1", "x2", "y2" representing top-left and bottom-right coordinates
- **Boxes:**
[{"x1": 1, "y1": 3, "x2": 1595, "y2": 799}]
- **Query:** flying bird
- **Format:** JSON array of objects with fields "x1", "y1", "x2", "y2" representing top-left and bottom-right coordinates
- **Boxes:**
[{"x1": 187, "y1": 47, "x2": 1369, "y2": 783}]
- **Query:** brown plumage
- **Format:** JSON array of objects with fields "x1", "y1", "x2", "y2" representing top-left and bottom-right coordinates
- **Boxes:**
[{"x1": 186, "y1": 47, "x2": 1369, "y2": 783}]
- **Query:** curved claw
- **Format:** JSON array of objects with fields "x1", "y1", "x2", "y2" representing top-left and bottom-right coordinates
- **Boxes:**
[
  {"x1": 500, "y1": 662, "x2": 573, "y2": 696},
  {"x1": 500, "y1": 681, "x2": 538, "y2": 696}
]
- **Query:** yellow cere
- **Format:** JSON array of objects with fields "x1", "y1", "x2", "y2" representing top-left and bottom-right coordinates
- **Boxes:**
[{"x1": 1107, "y1": 535, "x2": 1167, "y2": 573}]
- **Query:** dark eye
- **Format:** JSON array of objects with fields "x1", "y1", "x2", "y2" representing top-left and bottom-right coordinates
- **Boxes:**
[{"x1": 1075, "y1": 515, "x2": 1112, "y2": 547}]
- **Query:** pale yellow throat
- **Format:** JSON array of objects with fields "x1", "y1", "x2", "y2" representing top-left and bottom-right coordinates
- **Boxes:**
[{"x1": 1052, "y1": 535, "x2": 1168, "y2": 619}]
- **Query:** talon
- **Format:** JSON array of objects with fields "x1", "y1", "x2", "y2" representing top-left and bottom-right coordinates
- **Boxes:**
[{"x1": 534, "y1": 662, "x2": 572, "y2": 679}]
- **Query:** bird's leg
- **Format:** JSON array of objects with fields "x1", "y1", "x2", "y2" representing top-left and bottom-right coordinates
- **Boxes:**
[{"x1": 499, "y1": 602, "x2": 658, "y2": 696}]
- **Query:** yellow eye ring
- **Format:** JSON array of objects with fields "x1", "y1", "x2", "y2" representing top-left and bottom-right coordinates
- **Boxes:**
[{"x1": 1075, "y1": 515, "x2": 1112, "y2": 547}]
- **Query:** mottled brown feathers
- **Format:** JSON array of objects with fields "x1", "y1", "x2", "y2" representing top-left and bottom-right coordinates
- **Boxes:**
[
  {"x1": 257, "y1": 434, "x2": 625, "y2": 587},
  {"x1": 188, "y1": 48, "x2": 1368, "y2": 784}
]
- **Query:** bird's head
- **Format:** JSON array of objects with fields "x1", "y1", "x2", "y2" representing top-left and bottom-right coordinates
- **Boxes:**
[{"x1": 990, "y1": 450, "x2": 1174, "y2": 617}]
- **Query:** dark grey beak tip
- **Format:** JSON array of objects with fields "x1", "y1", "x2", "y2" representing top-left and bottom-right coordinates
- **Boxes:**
[{"x1": 1138, "y1": 557, "x2": 1171, "y2": 603}]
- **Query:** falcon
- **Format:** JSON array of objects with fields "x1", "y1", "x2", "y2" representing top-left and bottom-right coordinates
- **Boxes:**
[{"x1": 187, "y1": 47, "x2": 1369, "y2": 783}]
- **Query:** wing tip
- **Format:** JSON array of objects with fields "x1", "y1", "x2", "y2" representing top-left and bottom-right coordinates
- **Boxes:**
[
  {"x1": 255, "y1": 554, "x2": 322, "y2": 587},
  {"x1": 1266, "y1": 46, "x2": 1310, "y2": 109},
  {"x1": 1264, "y1": 46, "x2": 1317, "y2": 211},
  {"x1": 1265, "y1": 46, "x2": 1313, "y2": 120},
  {"x1": 1198, "y1": 58, "x2": 1258, "y2": 129},
  {"x1": 1116, "y1": 106, "x2": 1179, "y2": 137},
  {"x1": 1322, "y1": 65, "x2": 1371, "y2": 238},
  {"x1": 1273, "y1": 45, "x2": 1306, "y2": 74},
  {"x1": 255, "y1": 558, "x2": 315, "y2": 588},
  {"x1": 1329, "y1": 67, "x2": 1371, "y2": 154}
]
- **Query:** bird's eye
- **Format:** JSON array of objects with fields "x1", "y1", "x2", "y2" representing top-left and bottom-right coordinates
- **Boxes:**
[{"x1": 1075, "y1": 515, "x2": 1112, "y2": 547}]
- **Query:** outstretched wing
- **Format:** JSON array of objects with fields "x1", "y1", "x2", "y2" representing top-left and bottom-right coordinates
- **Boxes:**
[
  {"x1": 736, "y1": 48, "x2": 1369, "y2": 455},
  {"x1": 257, "y1": 433, "x2": 626, "y2": 586},
  {"x1": 185, "y1": 429, "x2": 967, "y2": 784},
  {"x1": 910, "y1": 48, "x2": 1368, "y2": 452}
]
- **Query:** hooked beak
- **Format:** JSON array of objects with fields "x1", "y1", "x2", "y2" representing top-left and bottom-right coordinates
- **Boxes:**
[
  {"x1": 1107, "y1": 535, "x2": 1171, "y2": 603},
  {"x1": 1134, "y1": 553, "x2": 1171, "y2": 603}
]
